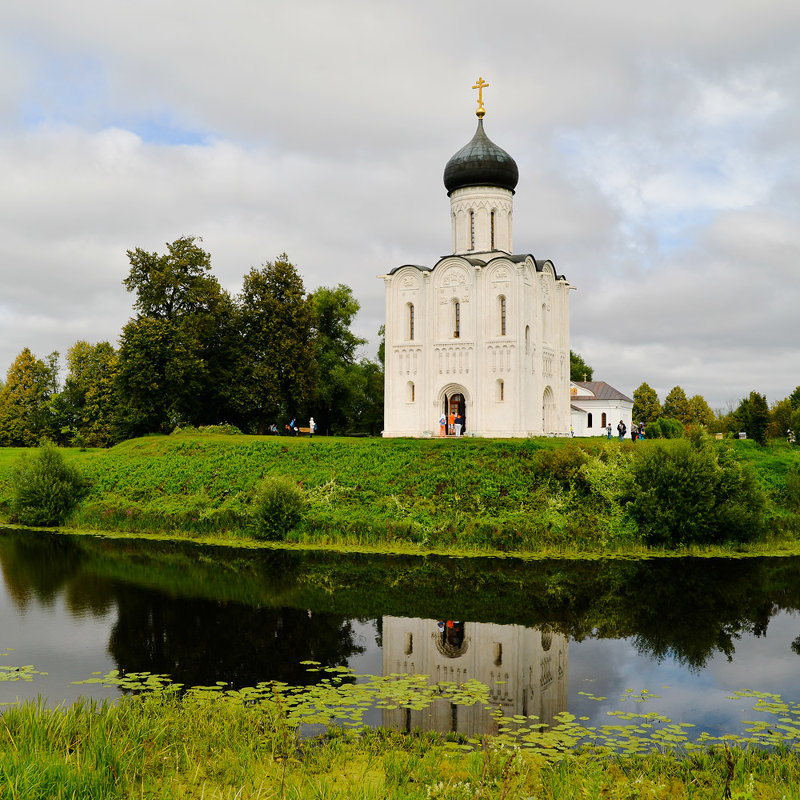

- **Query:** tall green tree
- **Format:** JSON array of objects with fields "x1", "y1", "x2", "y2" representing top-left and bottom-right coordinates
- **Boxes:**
[
  {"x1": 768, "y1": 398, "x2": 794, "y2": 440},
  {"x1": 570, "y1": 351, "x2": 593, "y2": 382},
  {"x1": 735, "y1": 391, "x2": 770, "y2": 445},
  {"x1": 116, "y1": 237, "x2": 236, "y2": 436},
  {"x1": 632, "y1": 382, "x2": 662, "y2": 423},
  {"x1": 662, "y1": 386, "x2": 690, "y2": 424},
  {"x1": 687, "y1": 394, "x2": 714, "y2": 427},
  {"x1": 58, "y1": 341, "x2": 119, "y2": 447},
  {"x1": 235, "y1": 255, "x2": 315, "y2": 432},
  {"x1": 309, "y1": 285, "x2": 368, "y2": 434},
  {"x1": 789, "y1": 386, "x2": 800, "y2": 411},
  {"x1": 0, "y1": 348, "x2": 60, "y2": 446}
]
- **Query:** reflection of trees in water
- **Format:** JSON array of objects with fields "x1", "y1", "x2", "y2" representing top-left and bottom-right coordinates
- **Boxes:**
[
  {"x1": 615, "y1": 559, "x2": 778, "y2": 669},
  {"x1": 0, "y1": 529, "x2": 116, "y2": 616},
  {"x1": 0, "y1": 530, "x2": 84, "y2": 609},
  {"x1": 107, "y1": 585, "x2": 365, "y2": 688},
  {"x1": 5, "y1": 528, "x2": 800, "y2": 672}
]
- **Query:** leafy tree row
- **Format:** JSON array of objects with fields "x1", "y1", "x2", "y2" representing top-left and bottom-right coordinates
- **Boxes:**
[
  {"x1": 0, "y1": 238, "x2": 384, "y2": 447},
  {"x1": 632, "y1": 381, "x2": 800, "y2": 445}
]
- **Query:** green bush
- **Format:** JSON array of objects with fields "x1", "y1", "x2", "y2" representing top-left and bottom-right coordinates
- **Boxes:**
[
  {"x1": 645, "y1": 417, "x2": 684, "y2": 439},
  {"x1": 11, "y1": 442, "x2": 88, "y2": 526},
  {"x1": 624, "y1": 437, "x2": 765, "y2": 546},
  {"x1": 786, "y1": 464, "x2": 800, "y2": 512},
  {"x1": 250, "y1": 476, "x2": 307, "y2": 540},
  {"x1": 534, "y1": 443, "x2": 589, "y2": 490}
]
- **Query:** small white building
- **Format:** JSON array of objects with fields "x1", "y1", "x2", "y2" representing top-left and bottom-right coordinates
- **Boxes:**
[
  {"x1": 570, "y1": 381, "x2": 634, "y2": 437},
  {"x1": 380, "y1": 89, "x2": 573, "y2": 438}
]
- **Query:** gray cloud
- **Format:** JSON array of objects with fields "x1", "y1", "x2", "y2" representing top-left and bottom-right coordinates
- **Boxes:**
[{"x1": 1, "y1": 0, "x2": 798, "y2": 408}]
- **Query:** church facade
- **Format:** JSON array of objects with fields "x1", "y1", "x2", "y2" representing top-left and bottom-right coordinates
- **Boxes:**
[{"x1": 380, "y1": 84, "x2": 573, "y2": 438}]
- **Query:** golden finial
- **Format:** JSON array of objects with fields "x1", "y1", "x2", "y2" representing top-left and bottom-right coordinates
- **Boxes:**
[{"x1": 472, "y1": 76, "x2": 489, "y2": 118}]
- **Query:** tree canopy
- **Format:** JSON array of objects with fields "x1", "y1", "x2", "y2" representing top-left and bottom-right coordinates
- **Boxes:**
[
  {"x1": 569, "y1": 351, "x2": 593, "y2": 382},
  {"x1": 632, "y1": 382, "x2": 661, "y2": 424},
  {"x1": 0, "y1": 348, "x2": 59, "y2": 446},
  {"x1": 662, "y1": 386, "x2": 690, "y2": 424}
]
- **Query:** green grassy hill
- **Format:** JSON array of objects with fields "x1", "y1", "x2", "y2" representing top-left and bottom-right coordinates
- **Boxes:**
[{"x1": 0, "y1": 433, "x2": 798, "y2": 554}]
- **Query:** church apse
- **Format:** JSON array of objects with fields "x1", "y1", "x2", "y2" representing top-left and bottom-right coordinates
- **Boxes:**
[{"x1": 381, "y1": 616, "x2": 568, "y2": 737}]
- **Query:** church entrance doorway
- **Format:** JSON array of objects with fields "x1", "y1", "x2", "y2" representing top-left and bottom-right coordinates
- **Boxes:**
[
  {"x1": 443, "y1": 393, "x2": 466, "y2": 435},
  {"x1": 542, "y1": 386, "x2": 555, "y2": 434}
]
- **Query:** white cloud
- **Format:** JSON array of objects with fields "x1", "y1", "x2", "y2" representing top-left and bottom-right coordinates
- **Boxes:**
[{"x1": 0, "y1": 0, "x2": 799, "y2": 407}]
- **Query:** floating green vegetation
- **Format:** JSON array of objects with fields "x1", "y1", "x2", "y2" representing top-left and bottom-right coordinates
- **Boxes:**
[
  {"x1": 73, "y1": 665, "x2": 800, "y2": 759},
  {"x1": 0, "y1": 647, "x2": 47, "y2": 687}
]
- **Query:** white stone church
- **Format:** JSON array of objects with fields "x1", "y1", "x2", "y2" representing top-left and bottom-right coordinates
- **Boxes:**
[{"x1": 380, "y1": 84, "x2": 573, "y2": 437}]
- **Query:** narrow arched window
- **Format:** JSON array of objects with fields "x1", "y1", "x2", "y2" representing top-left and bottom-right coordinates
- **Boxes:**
[
  {"x1": 490, "y1": 210, "x2": 496, "y2": 249},
  {"x1": 587, "y1": 413, "x2": 593, "y2": 428},
  {"x1": 499, "y1": 296, "x2": 507, "y2": 336},
  {"x1": 498, "y1": 379, "x2": 504, "y2": 401},
  {"x1": 454, "y1": 301, "x2": 461, "y2": 338},
  {"x1": 525, "y1": 325, "x2": 530, "y2": 355},
  {"x1": 408, "y1": 303, "x2": 415, "y2": 341},
  {"x1": 408, "y1": 381, "x2": 415, "y2": 402},
  {"x1": 601, "y1": 412, "x2": 607, "y2": 428},
  {"x1": 469, "y1": 210, "x2": 475, "y2": 251}
]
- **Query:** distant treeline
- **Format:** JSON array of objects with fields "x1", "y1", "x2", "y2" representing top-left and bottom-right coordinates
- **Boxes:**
[
  {"x1": 631, "y1": 382, "x2": 800, "y2": 445},
  {"x1": 0, "y1": 237, "x2": 384, "y2": 446}
]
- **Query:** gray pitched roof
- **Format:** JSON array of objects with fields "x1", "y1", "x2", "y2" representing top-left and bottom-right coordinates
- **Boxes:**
[{"x1": 572, "y1": 381, "x2": 633, "y2": 403}]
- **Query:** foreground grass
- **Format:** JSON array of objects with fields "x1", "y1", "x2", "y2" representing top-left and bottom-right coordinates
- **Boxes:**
[
  {"x1": 3, "y1": 687, "x2": 800, "y2": 799},
  {"x1": 0, "y1": 434, "x2": 798, "y2": 556}
]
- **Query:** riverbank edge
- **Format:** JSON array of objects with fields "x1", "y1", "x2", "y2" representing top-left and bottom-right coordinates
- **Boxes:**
[{"x1": 5, "y1": 521, "x2": 800, "y2": 561}]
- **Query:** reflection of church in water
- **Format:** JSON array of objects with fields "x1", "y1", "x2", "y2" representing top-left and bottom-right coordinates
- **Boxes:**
[{"x1": 382, "y1": 616, "x2": 568, "y2": 736}]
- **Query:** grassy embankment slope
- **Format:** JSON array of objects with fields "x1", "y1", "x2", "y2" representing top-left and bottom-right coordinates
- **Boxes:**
[{"x1": 0, "y1": 433, "x2": 798, "y2": 554}]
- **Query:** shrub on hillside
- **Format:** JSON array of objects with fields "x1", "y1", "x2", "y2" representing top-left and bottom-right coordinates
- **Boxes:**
[
  {"x1": 644, "y1": 418, "x2": 684, "y2": 439},
  {"x1": 171, "y1": 423, "x2": 243, "y2": 436},
  {"x1": 786, "y1": 464, "x2": 800, "y2": 512},
  {"x1": 624, "y1": 436, "x2": 765, "y2": 546},
  {"x1": 250, "y1": 477, "x2": 307, "y2": 540},
  {"x1": 534, "y1": 443, "x2": 589, "y2": 490},
  {"x1": 11, "y1": 442, "x2": 88, "y2": 526}
]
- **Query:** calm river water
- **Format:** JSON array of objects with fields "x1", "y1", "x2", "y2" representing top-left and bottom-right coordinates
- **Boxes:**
[{"x1": 1, "y1": 527, "x2": 799, "y2": 738}]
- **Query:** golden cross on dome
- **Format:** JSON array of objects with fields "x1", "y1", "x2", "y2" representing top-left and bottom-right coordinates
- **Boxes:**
[{"x1": 472, "y1": 76, "x2": 489, "y2": 118}]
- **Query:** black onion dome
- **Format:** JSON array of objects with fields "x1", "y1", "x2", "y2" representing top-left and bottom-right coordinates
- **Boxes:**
[{"x1": 443, "y1": 119, "x2": 519, "y2": 196}]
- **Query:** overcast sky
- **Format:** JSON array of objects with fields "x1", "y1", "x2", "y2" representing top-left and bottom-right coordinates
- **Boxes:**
[{"x1": 2, "y1": 0, "x2": 799, "y2": 410}]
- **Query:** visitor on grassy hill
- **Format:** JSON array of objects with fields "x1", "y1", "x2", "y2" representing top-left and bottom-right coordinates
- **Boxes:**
[
  {"x1": 631, "y1": 425, "x2": 638, "y2": 442},
  {"x1": 290, "y1": 418, "x2": 297, "y2": 436},
  {"x1": 639, "y1": 422, "x2": 645, "y2": 440},
  {"x1": 617, "y1": 420, "x2": 626, "y2": 442},
  {"x1": 309, "y1": 417, "x2": 316, "y2": 438},
  {"x1": 455, "y1": 413, "x2": 463, "y2": 437},
  {"x1": 606, "y1": 422, "x2": 612, "y2": 439},
  {"x1": 439, "y1": 413, "x2": 447, "y2": 437}
]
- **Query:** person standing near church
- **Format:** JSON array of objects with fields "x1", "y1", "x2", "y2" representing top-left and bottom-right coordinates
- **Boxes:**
[
  {"x1": 448, "y1": 410, "x2": 455, "y2": 436},
  {"x1": 617, "y1": 420, "x2": 626, "y2": 442},
  {"x1": 439, "y1": 412, "x2": 447, "y2": 437},
  {"x1": 606, "y1": 422, "x2": 612, "y2": 439},
  {"x1": 455, "y1": 413, "x2": 463, "y2": 437}
]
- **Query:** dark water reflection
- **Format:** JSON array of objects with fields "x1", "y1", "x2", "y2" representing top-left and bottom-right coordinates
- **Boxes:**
[{"x1": 1, "y1": 528, "x2": 799, "y2": 737}]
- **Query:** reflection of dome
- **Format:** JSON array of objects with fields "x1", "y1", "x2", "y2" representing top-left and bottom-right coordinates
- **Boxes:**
[{"x1": 443, "y1": 120, "x2": 519, "y2": 196}]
